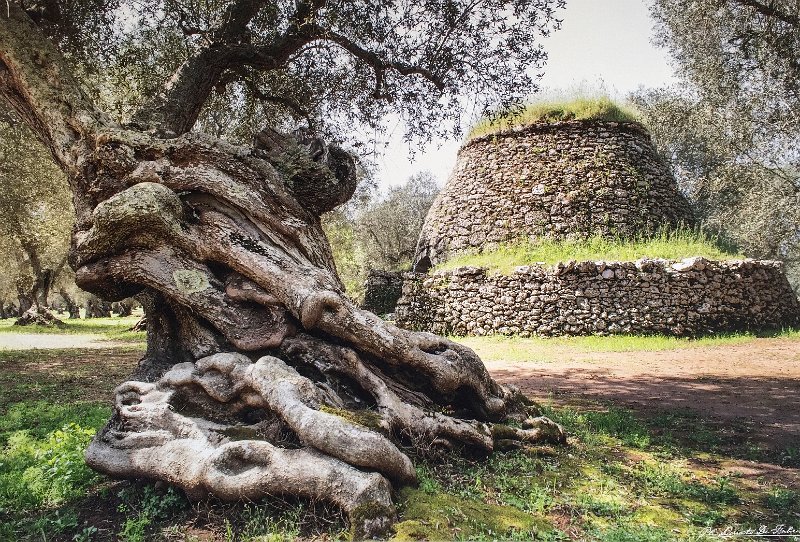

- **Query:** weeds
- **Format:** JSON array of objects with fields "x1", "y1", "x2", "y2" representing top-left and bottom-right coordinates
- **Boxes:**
[
  {"x1": 117, "y1": 485, "x2": 186, "y2": 542},
  {"x1": 0, "y1": 422, "x2": 103, "y2": 511},
  {"x1": 764, "y1": 488, "x2": 799, "y2": 511}
]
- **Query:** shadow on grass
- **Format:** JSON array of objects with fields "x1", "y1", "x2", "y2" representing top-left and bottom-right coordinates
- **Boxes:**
[{"x1": 494, "y1": 364, "x2": 800, "y2": 466}]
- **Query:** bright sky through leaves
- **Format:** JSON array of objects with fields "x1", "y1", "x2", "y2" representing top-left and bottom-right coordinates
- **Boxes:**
[{"x1": 376, "y1": 0, "x2": 677, "y2": 188}]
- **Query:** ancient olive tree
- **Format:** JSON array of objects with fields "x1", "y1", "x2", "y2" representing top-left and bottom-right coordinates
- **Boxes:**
[{"x1": 0, "y1": 0, "x2": 566, "y2": 535}]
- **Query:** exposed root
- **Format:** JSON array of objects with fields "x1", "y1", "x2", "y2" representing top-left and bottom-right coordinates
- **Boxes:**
[
  {"x1": 87, "y1": 353, "x2": 400, "y2": 538},
  {"x1": 280, "y1": 335, "x2": 498, "y2": 454}
]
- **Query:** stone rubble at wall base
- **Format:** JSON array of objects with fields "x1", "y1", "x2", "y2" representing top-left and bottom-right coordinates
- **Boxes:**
[{"x1": 395, "y1": 257, "x2": 800, "y2": 337}]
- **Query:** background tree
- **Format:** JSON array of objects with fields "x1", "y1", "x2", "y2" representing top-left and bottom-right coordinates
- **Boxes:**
[
  {"x1": 357, "y1": 171, "x2": 440, "y2": 271},
  {"x1": 0, "y1": 1, "x2": 566, "y2": 535},
  {"x1": 0, "y1": 120, "x2": 73, "y2": 317},
  {"x1": 636, "y1": 0, "x2": 800, "y2": 288},
  {"x1": 323, "y1": 171, "x2": 439, "y2": 301}
]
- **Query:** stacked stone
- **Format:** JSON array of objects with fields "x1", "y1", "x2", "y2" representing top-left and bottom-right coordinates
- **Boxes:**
[
  {"x1": 396, "y1": 258, "x2": 800, "y2": 337},
  {"x1": 361, "y1": 269, "x2": 404, "y2": 316},
  {"x1": 413, "y1": 121, "x2": 694, "y2": 270}
]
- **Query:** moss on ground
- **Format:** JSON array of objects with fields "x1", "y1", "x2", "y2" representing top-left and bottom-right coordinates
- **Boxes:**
[{"x1": 392, "y1": 487, "x2": 553, "y2": 541}]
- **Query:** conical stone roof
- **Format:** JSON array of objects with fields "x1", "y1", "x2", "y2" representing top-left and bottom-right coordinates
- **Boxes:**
[{"x1": 413, "y1": 120, "x2": 694, "y2": 271}]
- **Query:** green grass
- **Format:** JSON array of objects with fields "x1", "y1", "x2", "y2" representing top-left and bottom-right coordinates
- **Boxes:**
[
  {"x1": 435, "y1": 231, "x2": 743, "y2": 275},
  {"x1": 0, "y1": 346, "x2": 798, "y2": 540},
  {"x1": 468, "y1": 96, "x2": 641, "y2": 140},
  {"x1": 0, "y1": 315, "x2": 145, "y2": 343}
]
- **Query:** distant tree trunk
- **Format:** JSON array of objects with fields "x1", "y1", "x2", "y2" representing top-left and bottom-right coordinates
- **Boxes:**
[
  {"x1": 17, "y1": 287, "x2": 33, "y2": 315},
  {"x1": 85, "y1": 297, "x2": 112, "y2": 318},
  {"x1": 60, "y1": 289, "x2": 81, "y2": 319},
  {"x1": 19, "y1": 240, "x2": 59, "y2": 310},
  {"x1": 32, "y1": 268, "x2": 53, "y2": 308},
  {"x1": 117, "y1": 298, "x2": 135, "y2": 317},
  {"x1": 0, "y1": 302, "x2": 7, "y2": 319}
]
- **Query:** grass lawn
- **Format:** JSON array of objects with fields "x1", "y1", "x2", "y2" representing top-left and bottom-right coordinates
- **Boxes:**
[
  {"x1": 0, "y1": 316, "x2": 145, "y2": 343},
  {"x1": 0, "y1": 332, "x2": 797, "y2": 541},
  {"x1": 457, "y1": 329, "x2": 800, "y2": 362}
]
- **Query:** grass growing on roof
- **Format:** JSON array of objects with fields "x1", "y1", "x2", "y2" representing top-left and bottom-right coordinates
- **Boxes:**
[
  {"x1": 468, "y1": 96, "x2": 641, "y2": 140},
  {"x1": 434, "y1": 229, "x2": 742, "y2": 275}
]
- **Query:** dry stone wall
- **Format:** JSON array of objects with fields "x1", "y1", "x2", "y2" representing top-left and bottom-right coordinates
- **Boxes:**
[
  {"x1": 414, "y1": 121, "x2": 694, "y2": 270},
  {"x1": 361, "y1": 269, "x2": 404, "y2": 315},
  {"x1": 396, "y1": 258, "x2": 800, "y2": 337}
]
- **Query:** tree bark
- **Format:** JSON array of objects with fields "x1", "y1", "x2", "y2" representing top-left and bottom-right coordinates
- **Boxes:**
[
  {"x1": 85, "y1": 296, "x2": 112, "y2": 318},
  {"x1": 0, "y1": 5, "x2": 565, "y2": 536},
  {"x1": 114, "y1": 298, "x2": 135, "y2": 317},
  {"x1": 60, "y1": 289, "x2": 81, "y2": 319},
  {"x1": 17, "y1": 287, "x2": 33, "y2": 315}
]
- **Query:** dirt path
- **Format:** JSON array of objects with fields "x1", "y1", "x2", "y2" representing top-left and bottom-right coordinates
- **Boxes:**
[
  {"x1": 482, "y1": 337, "x2": 800, "y2": 452},
  {"x1": 0, "y1": 333, "x2": 130, "y2": 350}
]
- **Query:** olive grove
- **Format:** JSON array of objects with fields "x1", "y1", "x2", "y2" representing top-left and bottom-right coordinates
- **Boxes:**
[
  {"x1": 0, "y1": 120, "x2": 72, "y2": 319},
  {"x1": 0, "y1": 1, "x2": 566, "y2": 535},
  {"x1": 635, "y1": 0, "x2": 800, "y2": 288}
]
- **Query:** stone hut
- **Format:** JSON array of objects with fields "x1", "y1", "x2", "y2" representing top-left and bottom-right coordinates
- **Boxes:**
[
  {"x1": 396, "y1": 120, "x2": 800, "y2": 336},
  {"x1": 413, "y1": 120, "x2": 694, "y2": 271}
]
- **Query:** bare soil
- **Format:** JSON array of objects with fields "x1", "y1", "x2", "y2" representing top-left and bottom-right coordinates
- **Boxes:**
[
  {"x1": 485, "y1": 337, "x2": 800, "y2": 464},
  {"x1": 0, "y1": 333, "x2": 131, "y2": 350}
]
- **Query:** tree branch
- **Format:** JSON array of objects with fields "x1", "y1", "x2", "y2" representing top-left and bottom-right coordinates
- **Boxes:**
[
  {"x1": 242, "y1": 77, "x2": 315, "y2": 128},
  {"x1": 730, "y1": 0, "x2": 800, "y2": 27},
  {"x1": 0, "y1": 3, "x2": 106, "y2": 169},
  {"x1": 133, "y1": 0, "x2": 445, "y2": 135},
  {"x1": 132, "y1": 0, "x2": 329, "y2": 135},
  {"x1": 323, "y1": 30, "x2": 446, "y2": 95}
]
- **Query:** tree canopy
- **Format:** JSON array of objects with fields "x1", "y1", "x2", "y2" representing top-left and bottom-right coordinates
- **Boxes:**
[
  {"x1": 638, "y1": 0, "x2": 800, "y2": 287},
  {"x1": 20, "y1": 0, "x2": 565, "y2": 147}
]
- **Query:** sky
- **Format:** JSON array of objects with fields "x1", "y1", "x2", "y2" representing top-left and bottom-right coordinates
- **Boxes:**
[{"x1": 373, "y1": 0, "x2": 678, "y2": 189}]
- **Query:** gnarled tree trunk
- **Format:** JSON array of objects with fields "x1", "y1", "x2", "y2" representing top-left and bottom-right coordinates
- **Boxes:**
[
  {"x1": 85, "y1": 295, "x2": 112, "y2": 318},
  {"x1": 0, "y1": 5, "x2": 564, "y2": 537}
]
